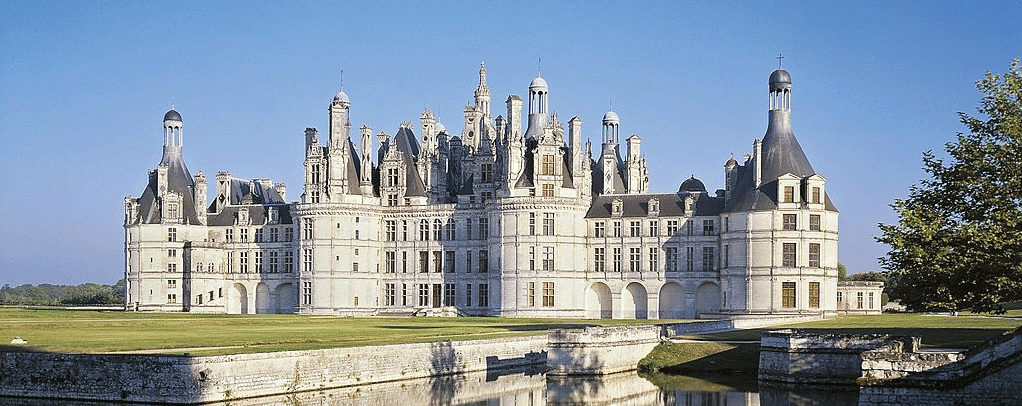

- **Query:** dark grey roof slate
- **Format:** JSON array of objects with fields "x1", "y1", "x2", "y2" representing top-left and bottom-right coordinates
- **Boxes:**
[
  {"x1": 394, "y1": 127, "x2": 426, "y2": 197},
  {"x1": 585, "y1": 192, "x2": 724, "y2": 219},
  {"x1": 206, "y1": 204, "x2": 294, "y2": 226},
  {"x1": 760, "y1": 112, "x2": 815, "y2": 183},
  {"x1": 135, "y1": 149, "x2": 200, "y2": 225}
]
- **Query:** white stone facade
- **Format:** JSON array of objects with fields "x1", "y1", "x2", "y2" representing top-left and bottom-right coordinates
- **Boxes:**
[{"x1": 124, "y1": 65, "x2": 839, "y2": 318}]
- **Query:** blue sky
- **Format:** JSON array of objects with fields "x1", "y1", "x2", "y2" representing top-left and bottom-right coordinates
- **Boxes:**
[{"x1": 1, "y1": 1, "x2": 1019, "y2": 285}]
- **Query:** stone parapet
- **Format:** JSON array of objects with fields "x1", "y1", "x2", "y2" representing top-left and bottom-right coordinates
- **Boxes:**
[{"x1": 546, "y1": 324, "x2": 663, "y2": 375}]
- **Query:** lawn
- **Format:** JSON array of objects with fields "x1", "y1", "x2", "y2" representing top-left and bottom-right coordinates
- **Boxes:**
[{"x1": 0, "y1": 308, "x2": 684, "y2": 356}]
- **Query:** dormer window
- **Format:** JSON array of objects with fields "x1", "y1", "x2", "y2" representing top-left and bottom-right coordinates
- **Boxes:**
[
  {"x1": 783, "y1": 186, "x2": 795, "y2": 203},
  {"x1": 268, "y1": 208, "x2": 279, "y2": 224},
  {"x1": 611, "y1": 199, "x2": 623, "y2": 217},
  {"x1": 812, "y1": 187, "x2": 821, "y2": 204},
  {"x1": 238, "y1": 209, "x2": 250, "y2": 226},
  {"x1": 648, "y1": 198, "x2": 660, "y2": 216}
]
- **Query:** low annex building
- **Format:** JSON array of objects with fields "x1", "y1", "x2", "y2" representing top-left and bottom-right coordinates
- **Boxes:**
[{"x1": 124, "y1": 65, "x2": 844, "y2": 318}]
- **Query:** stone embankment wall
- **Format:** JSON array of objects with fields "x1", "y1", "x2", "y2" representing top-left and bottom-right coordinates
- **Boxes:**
[
  {"x1": 547, "y1": 325, "x2": 662, "y2": 375},
  {"x1": 0, "y1": 335, "x2": 547, "y2": 404},
  {"x1": 759, "y1": 329, "x2": 917, "y2": 384},
  {"x1": 760, "y1": 326, "x2": 1022, "y2": 401}
]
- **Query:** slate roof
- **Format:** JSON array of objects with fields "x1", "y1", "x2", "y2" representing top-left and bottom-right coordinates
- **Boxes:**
[
  {"x1": 760, "y1": 111, "x2": 815, "y2": 183},
  {"x1": 207, "y1": 204, "x2": 294, "y2": 226},
  {"x1": 585, "y1": 192, "x2": 724, "y2": 219},
  {"x1": 392, "y1": 126, "x2": 426, "y2": 197},
  {"x1": 134, "y1": 149, "x2": 201, "y2": 225}
]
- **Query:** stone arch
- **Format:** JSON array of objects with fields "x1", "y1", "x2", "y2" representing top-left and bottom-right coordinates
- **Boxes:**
[
  {"x1": 255, "y1": 282, "x2": 272, "y2": 314},
  {"x1": 229, "y1": 283, "x2": 248, "y2": 314},
  {"x1": 585, "y1": 282, "x2": 612, "y2": 319},
  {"x1": 658, "y1": 282, "x2": 684, "y2": 320},
  {"x1": 275, "y1": 283, "x2": 294, "y2": 314},
  {"x1": 622, "y1": 282, "x2": 648, "y2": 319},
  {"x1": 695, "y1": 282, "x2": 721, "y2": 316}
]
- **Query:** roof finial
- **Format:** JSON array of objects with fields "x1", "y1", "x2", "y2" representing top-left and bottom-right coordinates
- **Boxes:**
[
  {"x1": 339, "y1": 69, "x2": 344, "y2": 90},
  {"x1": 776, "y1": 53, "x2": 784, "y2": 69},
  {"x1": 537, "y1": 57, "x2": 542, "y2": 76}
]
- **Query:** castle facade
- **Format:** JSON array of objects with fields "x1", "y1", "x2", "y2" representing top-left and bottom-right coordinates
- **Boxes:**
[{"x1": 124, "y1": 65, "x2": 844, "y2": 318}]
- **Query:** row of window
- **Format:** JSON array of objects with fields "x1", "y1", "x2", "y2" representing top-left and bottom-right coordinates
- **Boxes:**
[
  {"x1": 594, "y1": 246, "x2": 716, "y2": 272},
  {"x1": 164, "y1": 286, "x2": 224, "y2": 305},
  {"x1": 384, "y1": 250, "x2": 490, "y2": 273},
  {"x1": 526, "y1": 282, "x2": 556, "y2": 307},
  {"x1": 383, "y1": 217, "x2": 493, "y2": 242},
  {"x1": 381, "y1": 283, "x2": 490, "y2": 307},
  {"x1": 782, "y1": 243, "x2": 822, "y2": 268},
  {"x1": 837, "y1": 291, "x2": 876, "y2": 310},
  {"x1": 223, "y1": 251, "x2": 296, "y2": 273},
  {"x1": 593, "y1": 219, "x2": 715, "y2": 238},
  {"x1": 782, "y1": 185, "x2": 824, "y2": 204},
  {"x1": 781, "y1": 281, "x2": 821, "y2": 308}
]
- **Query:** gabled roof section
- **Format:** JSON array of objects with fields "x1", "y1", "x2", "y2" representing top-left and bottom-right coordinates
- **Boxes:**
[
  {"x1": 393, "y1": 126, "x2": 426, "y2": 197},
  {"x1": 585, "y1": 192, "x2": 724, "y2": 219},
  {"x1": 345, "y1": 138, "x2": 363, "y2": 195},
  {"x1": 135, "y1": 153, "x2": 201, "y2": 225}
]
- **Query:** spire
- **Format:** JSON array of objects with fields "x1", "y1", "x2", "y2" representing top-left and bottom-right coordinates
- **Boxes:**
[
  {"x1": 479, "y1": 61, "x2": 487, "y2": 87},
  {"x1": 761, "y1": 67, "x2": 814, "y2": 182}
]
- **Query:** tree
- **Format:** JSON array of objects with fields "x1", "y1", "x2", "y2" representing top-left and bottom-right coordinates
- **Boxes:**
[
  {"x1": 837, "y1": 263, "x2": 848, "y2": 281},
  {"x1": 878, "y1": 59, "x2": 1022, "y2": 313}
]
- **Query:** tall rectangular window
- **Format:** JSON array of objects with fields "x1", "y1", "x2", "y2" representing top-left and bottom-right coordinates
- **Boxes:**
[
  {"x1": 784, "y1": 186, "x2": 795, "y2": 203},
  {"x1": 783, "y1": 243, "x2": 797, "y2": 267},
  {"x1": 445, "y1": 251, "x2": 455, "y2": 272},
  {"x1": 419, "y1": 251, "x2": 428, "y2": 273},
  {"x1": 225, "y1": 229, "x2": 234, "y2": 242},
  {"x1": 444, "y1": 284, "x2": 456, "y2": 306},
  {"x1": 387, "y1": 168, "x2": 399, "y2": 187},
  {"x1": 239, "y1": 251, "x2": 249, "y2": 273},
  {"x1": 168, "y1": 227, "x2": 177, "y2": 242},
  {"x1": 303, "y1": 219, "x2": 313, "y2": 239},
  {"x1": 541, "y1": 154, "x2": 555, "y2": 175},
  {"x1": 481, "y1": 164, "x2": 493, "y2": 183},
  {"x1": 809, "y1": 243, "x2": 821, "y2": 267},
  {"x1": 479, "y1": 284, "x2": 489, "y2": 307},
  {"x1": 385, "y1": 220, "x2": 397, "y2": 241},
  {"x1": 529, "y1": 246, "x2": 536, "y2": 270},
  {"x1": 869, "y1": 292, "x2": 875, "y2": 309},
  {"x1": 433, "y1": 219, "x2": 442, "y2": 241},
  {"x1": 782, "y1": 282, "x2": 796, "y2": 308},
  {"x1": 284, "y1": 251, "x2": 294, "y2": 273},
  {"x1": 302, "y1": 281, "x2": 312, "y2": 305},
  {"x1": 809, "y1": 282, "x2": 820, "y2": 308},
  {"x1": 445, "y1": 220, "x2": 456, "y2": 240},
  {"x1": 702, "y1": 247, "x2": 714, "y2": 272},
  {"x1": 810, "y1": 214, "x2": 821, "y2": 231},
  {"x1": 542, "y1": 282, "x2": 554, "y2": 307},
  {"x1": 543, "y1": 213, "x2": 555, "y2": 236},
  {"x1": 254, "y1": 251, "x2": 263, "y2": 273},
  {"x1": 783, "y1": 214, "x2": 797, "y2": 231},
  {"x1": 285, "y1": 227, "x2": 293, "y2": 242},
  {"x1": 613, "y1": 248, "x2": 622, "y2": 272},
  {"x1": 168, "y1": 263, "x2": 177, "y2": 273},
  {"x1": 665, "y1": 247, "x2": 678, "y2": 272},
  {"x1": 402, "y1": 284, "x2": 408, "y2": 306},
  {"x1": 857, "y1": 292, "x2": 864, "y2": 309},
  {"x1": 478, "y1": 217, "x2": 488, "y2": 239},
  {"x1": 723, "y1": 245, "x2": 729, "y2": 268},
  {"x1": 613, "y1": 221, "x2": 621, "y2": 237},
  {"x1": 686, "y1": 247, "x2": 694, "y2": 271},
  {"x1": 812, "y1": 187, "x2": 821, "y2": 204},
  {"x1": 648, "y1": 247, "x2": 659, "y2": 272},
  {"x1": 385, "y1": 251, "x2": 395, "y2": 273},
  {"x1": 419, "y1": 220, "x2": 430, "y2": 241},
  {"x1": 466, "y1": 284, "x2": 472, "y2": 306},
  {"x1": 402, "y1": 251, "x2": 408, "y2": 273},
  {"x1": 529, "y1": 213, "x2": 537, "y2": 235},
  {"x1": 384, "y1": 283, "x2": 395, "y2": 306},
  {"x1": 629, "y1": 248, "x2": 641, "y2": 272},
  {"x1": 630, "y1": 221, "x2": 640, "y2": 237},
  {"x1": 478, "y1": 250, "x2": 488, "y2": 273},
  {"x1": 594, "y1": 247, "x2": 605, "y2": 272},
  {"x1": 594, "y1": 221, "x2": 605, "y2": 237},
  {"x1": 303, "y1": 248, "x2": 313, "y2": 272},
  {"x1": 269, "y1": 251, "x2": 279, "y2": 273},
  {"x1": 240, "y1": 228, "x2": 249, "y2": 242},
  {"x1": 433, "y1": 251, "x2": 443, "y2": 273},
  {"x1": 542, "y1": 183, "x2": 554, "y2": 196},
  {"x1": 418, "y1": 284, "x2": 429, "y2": 306},
  {"x1": 528, "y1": 282, "x2": 536, "y2": 306},
  {"x1": 702, "y1": 220, "x2": 715, "y2": 235},
  {"x1": 648, "y1": 220, "x2": 659, "y2": 237},
  {"x1": 542, "y1": 246, "x2": 554, "y2": 271},
  {"x1": 466, "y1": 251, "x2": 472, "y2": 273}
]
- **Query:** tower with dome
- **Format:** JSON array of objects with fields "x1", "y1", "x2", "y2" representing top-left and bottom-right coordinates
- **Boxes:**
[{"x1": 124, "y1": 64, "x2": 878, "y2": 317}]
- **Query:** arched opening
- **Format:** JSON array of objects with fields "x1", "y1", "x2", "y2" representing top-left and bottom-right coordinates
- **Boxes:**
[
  {"x1": 622, "y1": 282, "x2": 648, "y2": 319},
  {"x1": 585, "y1": 282, "x2": 612, "y2": 319},
  {"x1": 658, "y1": 282, "x2": 684, "y2": 320},
  {"x1": 275, "y1": 283, "x2": 294, "y2": 314},
  {"x1": 695, "y1": 282, "x2": 721, "y2": 317},
  {"x1": 230, "y1": 283, "x2": 248, "y2": 315},
  {"x1": 255, "y1": 282, "x2": 272, "y2": 314}
]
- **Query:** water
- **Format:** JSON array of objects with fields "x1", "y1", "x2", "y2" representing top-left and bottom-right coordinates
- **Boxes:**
[{"x1": 0, "y1": 367, "x2": 1010, "y2": 405}]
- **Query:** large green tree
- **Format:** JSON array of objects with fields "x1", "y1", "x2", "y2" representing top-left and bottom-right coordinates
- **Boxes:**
[{"x1": 877, "y1": 59, "x2": 1022, "y2": 313}]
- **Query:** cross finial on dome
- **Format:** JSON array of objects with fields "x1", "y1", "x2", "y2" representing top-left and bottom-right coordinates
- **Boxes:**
[
  {"x1": 776, "y1": 53, "x2": 784, "y2": 69},
  {"x1": 537, "y1": 57, "x2": 542, "y2": 76},
  {"x1": 339, "y1": 69, "x2": 344, "y2": 90}
]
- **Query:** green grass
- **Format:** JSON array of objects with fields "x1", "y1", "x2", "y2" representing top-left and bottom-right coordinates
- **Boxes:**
[
  {"x1": 678, "y1": 314, "x2": 1022, "y2": 349},
  {"x1": 0, "y1": 308, "x2": 686, "y2": 356}
]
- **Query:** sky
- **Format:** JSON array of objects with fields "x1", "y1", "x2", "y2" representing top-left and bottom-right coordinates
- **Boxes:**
[{"x1": 1, "y1": 1, "x2": 1020, "y2": 286}]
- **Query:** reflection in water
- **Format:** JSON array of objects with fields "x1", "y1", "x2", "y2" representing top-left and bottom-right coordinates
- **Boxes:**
[{"x1": 0, "y1": 368, "x2": 989, "y2": 406}]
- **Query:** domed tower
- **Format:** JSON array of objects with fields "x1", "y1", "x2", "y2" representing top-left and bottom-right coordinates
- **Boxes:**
[
  {"x1": 330, "y1": 88, "x2": 352, "y2": 147},
  {"x1": 162, "y1": 109, "x2": 183, "y2": 163},
  {"x1": 524, "y1": 74, "x2": 549, "y2": 139},
  {"x1": 598, "y1": 110, "x2": 623, "y2": 195},
  {"x1": 759, "y1": 68, "x2": 813, "y2": 185},
  {"x1": 601, "y1": 110, "x2": 619, "y2": 145}
]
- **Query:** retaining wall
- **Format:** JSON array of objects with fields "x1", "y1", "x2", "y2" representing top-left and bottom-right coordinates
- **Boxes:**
[
  {"x1": 758, "y1": 329, "x2": 917, "y2": 385},
  {"x1": 546, "y1": 325, "x2": 662, "y2": 376},
  {"x1": 0, "y1": 335, "x2": 547, "y2": 403}
]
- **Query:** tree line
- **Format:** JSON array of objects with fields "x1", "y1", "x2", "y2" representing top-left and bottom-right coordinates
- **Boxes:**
[{"x1": 0, "y1": 280, "x2": 125, "y2": 306}]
